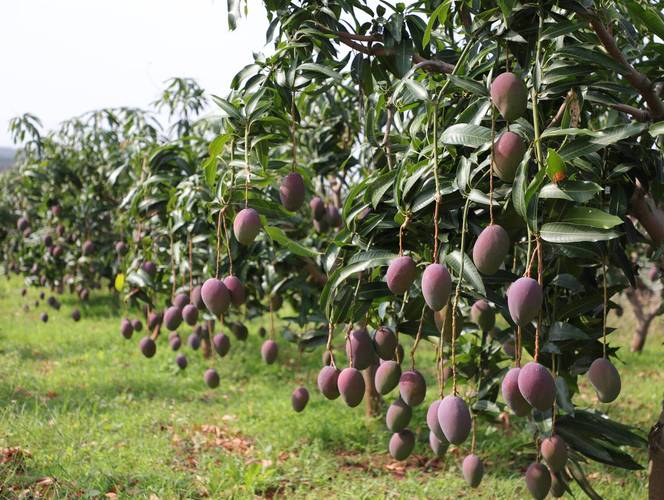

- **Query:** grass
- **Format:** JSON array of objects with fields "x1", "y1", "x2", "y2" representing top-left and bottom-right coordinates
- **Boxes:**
[{"x1": 0, "y1": 275, "x2": 658, "y2": 498}]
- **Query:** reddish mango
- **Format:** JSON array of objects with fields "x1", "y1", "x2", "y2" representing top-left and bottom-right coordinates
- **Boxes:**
[
  {"x1": 517, "y1": 362, "x2": 556, "y2": 412},
  {"x1": 507, "y1": 277, "x2": 543, "y2": 327},
  {"x1": 525, "y1": 462, "x2": 552, "y2": 500},
  {"x1": 422, "y1": 263, "x2": 452, "y2": 311},
  {"x1": 493, "y1": 131, "x2": 527, "y2": 182},
  {"x1": 472, "y1": 224, "x2": 510, "y2": 275},
  {"x1": 462, "y1": 454, "x2": 484, "y2": 488},
  {"x1": 588, "y1": 357, "x2": 621, "y2": 403},
  {"x1": 501, "y1": 367, "x2": 531, "y2": 416},
  {"x1": 233, "y1": 208, "x2": 261, "y2": 245},
  {"x1": 490, "y1": 72, "x2": 528, "y2": 121},
  {"x1": 280, "y1": 172, "x2": 306, "y2": 211},
  {"x1": 386, "y1": 256, "x2": 416, "y2": 295}
]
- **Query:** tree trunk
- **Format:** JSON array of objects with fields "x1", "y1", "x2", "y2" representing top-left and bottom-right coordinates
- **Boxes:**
[
  {"x1": 649, "y1": 401, "x2": 664, "y2": 500},
  {"x1": 363, "y1": 363, "x2": 381, "y2": 417},
  {"x1": 625, "y1": 280, "x2": 661, "y2": 353},
  {"x1": 631, "y1": 315, "x2": 654, "y2": 353},
  {"x1": 201, "y1": 319, "x2": 214, "y2": 359}
]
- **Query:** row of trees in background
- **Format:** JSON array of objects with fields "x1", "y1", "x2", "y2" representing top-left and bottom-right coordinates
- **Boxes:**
[{"x1": 2, "y1": 0, "x2": 664, "y2": 497}]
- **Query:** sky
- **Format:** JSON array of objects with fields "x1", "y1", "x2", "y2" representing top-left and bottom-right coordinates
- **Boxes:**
[{"x1": 0, "y1": 0, "x2": 270, "y2": 147}]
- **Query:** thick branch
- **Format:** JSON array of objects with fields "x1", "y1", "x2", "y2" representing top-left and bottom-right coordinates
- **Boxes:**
[
  {"x1": 315, "y1": 24, "x2": 454, "y2": 75},
  {"x1": 412, "y1": 54, "x2": 455, "y2": 74},
  {"x1": 629, "y1": 185, "x2": 664, "y2": 248},
  {"x1": 606, "y1": 102, "x2": 652, "y2": 122},
  {"x1": 583, "y1": 11, "x2": 664, "y2": 120}
]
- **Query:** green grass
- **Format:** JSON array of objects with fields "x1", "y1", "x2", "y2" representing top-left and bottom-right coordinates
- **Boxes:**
[{"x1": 0, "y1": 276, "x2": 658, "y2": 498}]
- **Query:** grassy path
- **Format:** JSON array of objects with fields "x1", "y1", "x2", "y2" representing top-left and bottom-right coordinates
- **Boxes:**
[{"x1": 0, "y1": 277, "x2": 656, "y2": 498}]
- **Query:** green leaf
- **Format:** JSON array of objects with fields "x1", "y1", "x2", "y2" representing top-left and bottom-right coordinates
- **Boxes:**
[
  {"x1": 567, "y1": 459, "x2": 603, "y2": 500},
  {"x1": 403, "y1": 79, "x2": 428, "y2": 101},
  {"x1": 543, "y1": 123, "x2": 648, "y2": 146},
  {"x1": 227, "y1": 0, "x2": 240, "y2": 30},
  {"x1": 590, "y1": 123, "x2": 648, "y2": 146},
  {"x1": 211, "y1": 95, "x2": 243, "y2": 121},
  {"x1": 540, "y1": 223, "x2": 621, "y2": 243},
  {"x1": 548, "y1": 321, "x2": 588, "y2": 341},
  {"x1": 525, "y1": 166, "x2": 546, "y2": 231},
  {"x1": 650, "y1": 121, "x2": 664, "y2": 136},
  {"x1": 264, "y1": 226, "x2": 318, "y2": 258},
  {"x1": 560, "y1": 207, "x2": 623, "y2": 229},
  {"x1": 496, "y1": 0, "x2": 514, "y2": 23},
  {"x1": 441, "y1": 124, "x2": 492, "y2": 147},
  {"x1": 512, "y1": 152, "x2": 529, "y2": 222},
  {"x1": 392, "y1": 38, "x2": 413, "y2": 77},
  {"x1": 625, "y1": 0, "x2": 664, "y2": 40},
  {"x1": 320, "y1": 251, "x2": 399, "y2": 316},
  {"x1": 297, "y1": 63, "x2": 342, "y2": 81},
  {"x1": 555, "y1": 376, "x2": 575, "y2": 414},
  {"x1": 468, "y1": 189, "x2": 499, "y2": 206},
  {"x1": 539, "y1": 181, "x2": 602, "y2": 203},
  {"x1": 204, "y1": 134, "x2": 229, "y2": 188},
  {"x1": 388, "y1": 12, "x2": 404, "y2": 44},
  {"x1": 558, "y1": 139, "x2": 605, "y2": 160},
  {"x1": 556, "y1": 286, "x2": 622, "y2": 319},
  {"x1": 545, "y1": 148, "x2": 566, "y2": 182},
  {"x1": 540, "y1": 127, "x2": 595, "y2": 139},
  {"x1": 557, "y1": 46, "x2": 630, "y2": 75},
  {"x1": 445, "y1": 250, "x2": 486, "y2": 295},
  {"x1": 541, "y1": 19, "x2": 584, "y2": 40},
  {"x1": 551, "y1": 273, "x2": 584, "y2": 292},
  {"x1": 448, "y1": 75, "x2": 489, "y2": 97},
  {"x1": 423, "y1": 0, "x2": 451, "y2": 47}
]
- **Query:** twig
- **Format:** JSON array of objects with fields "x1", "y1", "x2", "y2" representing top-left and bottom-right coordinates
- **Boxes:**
[
  {"x1": 602, "y1": 257, "x2": 608, "y2": 358},
  {"x1": 547, "y1": 89, "x2": 575, "y2": 128}
]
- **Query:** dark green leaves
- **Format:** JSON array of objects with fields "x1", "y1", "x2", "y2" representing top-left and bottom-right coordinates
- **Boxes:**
[
  {"x1": 548, "y1": 322, "x2": 588, "y2": 341},
  {"x1": 545, "y1": 148, "x2": 565, "y2": 182},
  {"x1": 557, "y1": 410, "x2": 646, "y2": 470},
  {"x1": 539, "y1": 181, "x2": 602, "y2": 203},
  {"x1": 297, "y1": 63, "x2": 342, "y2": 81},
  {"x1": 202, "y1": 134, "x2": 230, "y2": 188},
  {"x1": 423, "y1": 0, "x2": 452, "y2": 47},
  {"x1": 319, "y1": 250, "x2": 398, "y2": 316},
  {"x1": 560, "y1": 207, "x2": 622, "y2": 229},
  {"x1": 540, "y1": 223, "x2": 621, "y2": 243},
  {"x1": 441, "y1": 124, "x2": 492, "y2": 147},
  {"x1": 445, "y1": 250, "x2": 486, "y2": 296},
  {"x1": 264, "y1": 226, "x2": 318, "y2": 258}
]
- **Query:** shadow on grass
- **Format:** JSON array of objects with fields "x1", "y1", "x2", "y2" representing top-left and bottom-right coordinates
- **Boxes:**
[
  {"x1": 58, "y1": 293, "x2": 123, "y2": 319},
  {"x1": 0, "y1": 375, "x2": 203, "y2": 413}
]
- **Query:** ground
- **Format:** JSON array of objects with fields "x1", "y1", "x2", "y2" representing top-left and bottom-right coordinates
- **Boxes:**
[{"x1": 0, "y1": 276, "x2": 658, "y2": 498}]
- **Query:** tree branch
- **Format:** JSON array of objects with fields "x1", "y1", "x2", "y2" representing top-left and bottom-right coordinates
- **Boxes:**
[
  {"x1": 548, "y1": 89, "x2": 575, "y2": 128},
  {"x1": 313, "y1": 23, "x2": 454, "y2": 75},
  {"x1": 629, "y1": 183, "x2": 664, "y2": 248},
  {"x1": 412, "y1": 54, "x2": 455, "y2": 74},
  {"x1": 325, "y1": 29, "x2": 380, "y2": 43},
  {"x1": 606, "y1": 102, "x2": 652, "y2": 122},
  {"x1": 582, "y1": 10, "x2": 664, "y2": 120}
]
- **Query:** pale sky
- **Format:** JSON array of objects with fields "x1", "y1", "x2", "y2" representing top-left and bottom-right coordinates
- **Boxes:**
[{"x1": 0, "y1": 0, "x2": 270, "y2": 147}]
